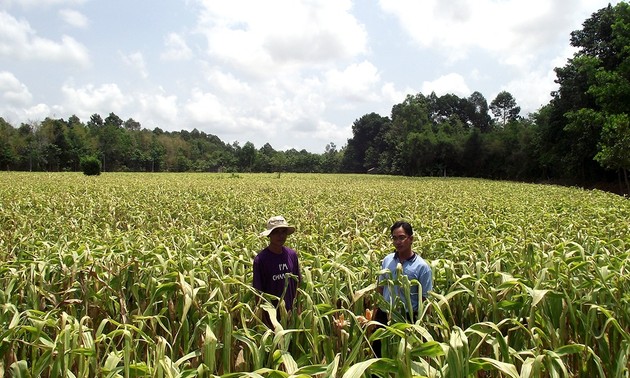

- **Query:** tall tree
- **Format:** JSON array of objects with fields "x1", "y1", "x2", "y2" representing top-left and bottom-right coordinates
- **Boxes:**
[
  {"x1": 321, "y1": 142, "x2": 341, "y2": 173},
  {"x1": 87, "y1": 113, "x2": 104, "y2": 130},
  {"x1": 0, "y1": 117, "x2": 17, "y2": 170},
  {"x1": 341, "y1": 113, "x2": 391, "y2": 173},
  {"x1": 468, "y1": 91, "x2": 493, "y2": 132},
  {"x1": 97, "y1": 113, "x2": 125, "y2": 171},
  {"x1": 490, "y1": 91, "x2": 521, "y2": 127},
  {"x1": 238, "y1": 141, "x2": 256, "y2": 171},
  {"x1": 547, "y1": 2, "x2": 630, "y2": 185},
  {"x1": 587, "y1": 2, "x2": 630, "y2": 190},
  {"x1": 124, "y1": 118, "x2": 142, "y2": 131},
  {"x1": 388, "y1": 94, "x2": 432, "y2": 174},
  {"x1": 595, "y1": 114, "x2": 630, "y2": 192}
]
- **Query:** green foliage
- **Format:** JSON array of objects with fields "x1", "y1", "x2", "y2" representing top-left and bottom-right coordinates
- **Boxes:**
[
  {"x1": 0, "y1": 117, "x2": 18, "y2": 170},
  {"x1": 80, "y1": 155, "x2": 101, "y2": 175},
  {"x1": 340, "y1": 113, "x2": 392, "y2": 173},
  {"x1": 544, "y1": 2, "x2": 630, "y2": 185},
  {"x1": 1, "y1": 172, "x2": 629, "y2": 377},
  {"x1": 595, "y1": 113, "x2": 630, "y2": 192},
  {"x1": 490, "y1": 91, "x2": 521, "y2": 127}
]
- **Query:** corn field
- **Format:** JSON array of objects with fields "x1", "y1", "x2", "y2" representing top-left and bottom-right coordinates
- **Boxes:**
[{"x1": 1, "y1": 172, "x2": 629, "y2": 377}]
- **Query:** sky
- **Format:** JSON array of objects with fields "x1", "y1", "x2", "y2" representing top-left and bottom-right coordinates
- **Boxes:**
[{"x1": 0, "y1": 0, "x2": 621, "y2": 153}]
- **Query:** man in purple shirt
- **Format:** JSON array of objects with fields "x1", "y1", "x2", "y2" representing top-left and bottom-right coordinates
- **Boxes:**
[{"x1": 253, "y1": 216, "x2": 301, "y2": 325}]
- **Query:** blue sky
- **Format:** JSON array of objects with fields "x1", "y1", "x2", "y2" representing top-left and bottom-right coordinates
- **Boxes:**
[{"x1": 0, "y1": 0, "x2": 621, "y2": 153}]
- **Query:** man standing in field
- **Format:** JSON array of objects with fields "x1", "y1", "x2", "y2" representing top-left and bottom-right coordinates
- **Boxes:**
[
  {"x1": 371, "y1": 221, "x2": 433, "y2": 356},
  {"x1": 253, "y1": 215, "x2": 301, "y2": 326}
]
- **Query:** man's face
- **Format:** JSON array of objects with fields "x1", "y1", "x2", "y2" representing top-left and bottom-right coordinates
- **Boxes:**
[
  {"x1": 391, "y1": 226, "x2": 412, "y2": 252},
  {"x1": 269, "y1": 227, "x2": 289, "y2": 245}
]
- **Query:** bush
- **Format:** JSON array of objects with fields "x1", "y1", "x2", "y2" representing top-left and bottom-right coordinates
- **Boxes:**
[{"x1": 80, "y1": 156, "x2": 101, "y2": 176}]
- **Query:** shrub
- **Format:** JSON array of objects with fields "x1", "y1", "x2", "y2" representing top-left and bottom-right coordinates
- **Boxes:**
[{"x1": 80, "y1": 156, "x2": 101, "y2": 176}]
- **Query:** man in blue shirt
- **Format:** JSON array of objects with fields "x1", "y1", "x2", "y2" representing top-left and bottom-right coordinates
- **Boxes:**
[
  {"x1": 372, "y1": 221, "x2": 433, "y2": 357},
  {"x1": 379, "y1": 221, "x2": 433, "y2": 317}
]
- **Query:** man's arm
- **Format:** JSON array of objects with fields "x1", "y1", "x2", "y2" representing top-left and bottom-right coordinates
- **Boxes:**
[
  {"x1": 419, "y1": 264, "x2": 432, "y2": 299},
  {"x1": 252, "y1": 257, "x2": 263, "y2": 292}
]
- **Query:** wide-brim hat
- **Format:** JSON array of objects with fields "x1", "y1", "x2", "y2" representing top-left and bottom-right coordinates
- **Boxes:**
[{"x1": 260, "y1": 215, "x2": 296, "y2": 236}]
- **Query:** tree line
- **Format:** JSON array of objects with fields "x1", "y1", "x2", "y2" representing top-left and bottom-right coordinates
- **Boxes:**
[
  {"x1": 0, "y1": 2, "x2": 628, "y2": 194},
  {"x1": 0, "y1": 112, "x2": 339, "y2": 174}
]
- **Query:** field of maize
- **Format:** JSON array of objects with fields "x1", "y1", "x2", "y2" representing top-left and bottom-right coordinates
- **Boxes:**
[{"x1": 0, "y1": 172, "x2": 629, "y2": 377}]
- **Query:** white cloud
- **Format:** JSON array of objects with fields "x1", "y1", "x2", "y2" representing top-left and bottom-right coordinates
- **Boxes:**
[
  {"x1": 181, "y1": 72, "x2": 337, "y2": 148},
  {"x1": 378, "y1": 0, "x2": 620, "y2": 115},
  {"x1": 325, "y1": 61, "x2": 381, "y2": 102},
  {"x1": 204, "y1": 67, "x2": 251, "y2": 94},
  {"x1": 0, "y1": 71, "x2": 33, "y2": 105},
  {"x1": 61, "y1": 83, "x2": 129, "y2": 118},
  {"x1": 0, "y1": 11, "x2": 90, "y2": 66},
  {"x1": 138, "y1": 92, "x2": 179, "y2": 125},
  {"x1": 121, "y1": 51, "x2": 149, "y2": 79},
  {"x1": 196, "y1": 0, "x2": 368, "y2": 77},
  {"x1": 58, "y1": 9, "x2": 88, "y2": 28},
  {"x1": 380, "y1": 82, "x2": 415, "y2": 112},
  {"x1": 377, "y1": 0, "x2": 525, "y2": 52},
  {"x1": 185, "y1": 88, "x2": 233, "y2": 125},
  {"x1": 378, "y1": 0, "x2": 611, "y2": 68},
  {"x1": 24, "y1": 103, "x2": 53, "y2": 120},
  {"x1": 161, "y1": 33, "x2": 193, "y2": 61},
  {"x1": 421, "y1": 73, "x2": 470, "y2": 97},
  {"x1": 310, "y1": 120, "x2": 351, "y2": 146},
  {"x1": 503, "y1": 69, "x2": 557, "y2": 116}
]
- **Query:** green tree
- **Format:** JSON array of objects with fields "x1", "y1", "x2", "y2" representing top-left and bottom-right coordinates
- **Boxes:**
[
  {"x1": 461, "y1": 128, "x2": 484, "y2": 177},
  {"x1": 176, "y1": 148, "x2": 192, "y2": 172},
  {"x1": 15, "y1": 123, "x2": 42, "y2": 171},
  {"x1": 388, "y1": 94, "x2": 432, "y2": 174},
  {"x1": 468, "y1": 91, "x2": 493, "y2": 132},
  {"x1": 564, "y1": 107, "x2": 605, "y2": 180},
  {"x1": 0, "y1": 117, "x2": 17, "y2": 170},
  {"x1": 434, "y1": 119, "x2": 465, "y2": 176},
  {"x1": 124, "y1": 118, "x2": 141, "y2": 131},
  {"x1": 547, "y1": 2, "x2": 630, "y2": 189},
  {"x1": 150, "y1": 134, "x2": 166, "y2": 172},
  {"x1": 255, "y1": 143, "x2": 275, "y2": 172},
  {"x1": 401, "y1": 130, "x2": 436, "y2": 176},
  {"x1": 571, "y1": 4, "x2": 618, "y2": 70},
  {"x1": 428, "y1": 92, "x2": 461, "y2": 125},
  {"x1": 490, "y1": 91, "x2": 521, "y2": 127},
  {"x1": 341, "y1": 113, "x2": 391, "y2": 173},
  {"x1": 238, "y1": 141, "x2": 256, "y2": 172},
  {"x1": 95, "y1": 112, "x2": 127, "y2": 171},
  {"x1": 66, "y1": 115, "x2": 95, "y2": 170},
  {"x1": 87, "y1": 113, "x2": 104, "y2": 130},
  {"x1": 595, "y1": 113, "x2": 630, "y2": 192},
  {"x1": 284, "y1": 148, "x2": 320, "y2": 172},
  {"x1": 321, "y1": 142, "x2": 341, "y2": 173}
]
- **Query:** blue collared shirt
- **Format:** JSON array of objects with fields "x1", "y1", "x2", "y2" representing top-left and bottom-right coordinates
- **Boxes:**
[{"x1": 379, "y1": 251, "x2": 433, "y2": 311}]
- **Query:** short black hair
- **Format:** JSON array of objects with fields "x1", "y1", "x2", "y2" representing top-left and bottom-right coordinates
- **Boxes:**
[{"x1": 390, "y1": 221, "x2": 413, "y2": 236}]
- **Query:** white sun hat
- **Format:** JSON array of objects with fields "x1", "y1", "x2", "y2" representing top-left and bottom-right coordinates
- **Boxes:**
[{"x1": 260, "y1": 215, "x2": 296, "y2": 236}]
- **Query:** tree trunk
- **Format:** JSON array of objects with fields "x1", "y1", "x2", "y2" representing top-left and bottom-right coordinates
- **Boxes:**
[{"x1": 623, "y1": 168, "x2": 629, "y2": 196}]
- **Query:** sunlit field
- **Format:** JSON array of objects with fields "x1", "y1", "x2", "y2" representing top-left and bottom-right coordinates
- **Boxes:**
[{"x1": 1, "y1": 172, "x2": 628, "y2": 377}]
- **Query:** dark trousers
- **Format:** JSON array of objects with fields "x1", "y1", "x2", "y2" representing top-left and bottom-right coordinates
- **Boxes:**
[
  {"x1": 371, "y1": 308, "x2": 416, "y2": 358},
  {"x1": 371, "y1": 308, "x2": 389, "y2": 358}
]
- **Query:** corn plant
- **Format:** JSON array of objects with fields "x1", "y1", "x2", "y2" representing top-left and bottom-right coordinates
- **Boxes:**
[{"x1": 0, "y1": 172, "x2": 628, "y2": 377}]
